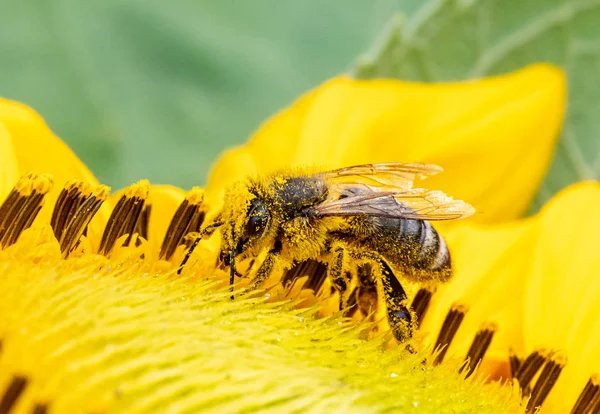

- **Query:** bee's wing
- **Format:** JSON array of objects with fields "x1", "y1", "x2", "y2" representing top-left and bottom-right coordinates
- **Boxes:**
[
  {"x1": 312, "y1": 188, "x2": 475, "y2": 221},
  {"x1": 320, "y1": 162, "x2": 443, "y2": 192}
]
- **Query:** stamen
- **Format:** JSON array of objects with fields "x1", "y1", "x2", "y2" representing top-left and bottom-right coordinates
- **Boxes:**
[
  {"x1": 59, "y1": 185, "x2": 110, "y2": 258},
  {"x1": 509, "y1": 348, "x2": 522, "y2": 379},
  {"x1": 136, "y1": 203, "x2": 151, "y2": 242},
  {"x1": 460, "y1": 322, "x2": 497, "y2": 378},
  {"x1": 589, "y1": 382, "x2": 600, "y2": 414},
  {"x1": 433, "y1": 303, "x2": 468, "y2": 365},
  {"x1": 282, "y1": 259, "x2": 328, "y2": 293},
  {"x1": 526, "y1": 352, "x2": 567, "y2": 413},
  {"x1": 159, "y1": 187, "x2": 205, "y2": 261},
  {"x1": 514, "y1": 349, "x2": 549, "y2": 392},
  {"x1": 571, "y1": 374, "x2": 600, "y2": 414},
  {"x1": 0, "y1": 173, "x2": 53, "y2": 248},
  {"x1": 98, "y1": 180, "x2": 149, "y2": 256},
  {"x1": 0, "y1": 375, "x2": 28, "y2": 413},
  {"x1": 410, "y1": 287, "x2": 434, "y2": 327},
  {"x1": 345, "y1": 286, "x2": 359, "y2": 318},
  {"x1": 32, "y1": 404, "x2": 49, "y2": 414},
  {"x1": 50, "y1": 180, "x2": 91, "y2": 241}
]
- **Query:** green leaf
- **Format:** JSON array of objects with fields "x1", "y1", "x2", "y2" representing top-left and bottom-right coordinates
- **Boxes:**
[
  {"x1": 354, "y1": 0, "x2": 600, "y2": 210},
  {"x1": 0, "y1": 0, "x2": 402, "y2": 189}
]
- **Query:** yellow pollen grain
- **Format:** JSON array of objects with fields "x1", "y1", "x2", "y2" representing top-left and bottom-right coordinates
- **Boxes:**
[
  {"x1": 534, "y1": 348, "x2": 551, "y2": 359},
  {"x1": 591, "y1": 374, "x2": 600, "y2": 386},
  {"x1": 15, "y1": 172, "x2": 54, "y2": 196},
  {"x1": 480, "y1": 321, "x2": 499, "y2": 332},
  {"x1": 450, "y1": 302, "x2": 469, "y2": 314},
  {"x1": 186, "y1": 186, "x2": 204, "y2": 205},
  {"x1": 549, "y1": 351, "x2": 568, "y2": 366},
  {"x1": 123, "y1": 179, "x2": 150, "y2": 199},
  {"x1": 64, "y1": 179, "x2": 91, "y2": 196},
  {"x1": 92, "y1": 185, "x2": 111, "y2": 200}
]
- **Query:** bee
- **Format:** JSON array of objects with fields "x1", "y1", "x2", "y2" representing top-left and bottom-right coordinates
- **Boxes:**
[{"x1": 180, "y1": 163, "x2": 474, "y2": 342}]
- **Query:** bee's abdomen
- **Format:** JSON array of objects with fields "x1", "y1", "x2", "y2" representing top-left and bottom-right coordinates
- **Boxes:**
[{"x1": 398, "y1": 219, "x2": 450, "y2": 272}]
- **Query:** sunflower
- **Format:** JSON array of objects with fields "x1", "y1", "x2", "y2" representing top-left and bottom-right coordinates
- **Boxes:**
[{"x1": 0, "y1": 62, "x2": 592, "y2": 413}]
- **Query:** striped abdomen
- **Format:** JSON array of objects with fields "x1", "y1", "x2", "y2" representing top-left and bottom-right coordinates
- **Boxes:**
[{"x1": 362, "y1": 217, "x2": 451, "y2": 281}]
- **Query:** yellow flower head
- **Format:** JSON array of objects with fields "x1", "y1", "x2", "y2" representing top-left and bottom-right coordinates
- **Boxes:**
[{"x1": 0, "y1": 63, "x2": 580, "y2": 413}]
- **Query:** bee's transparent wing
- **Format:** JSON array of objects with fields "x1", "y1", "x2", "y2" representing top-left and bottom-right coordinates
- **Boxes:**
[
  {"x1": 312, "y1": 188, "x2": 475, "y2": 221},
  {"x1": 320, "y1": 162, "x2": 443, "y2": 192}
]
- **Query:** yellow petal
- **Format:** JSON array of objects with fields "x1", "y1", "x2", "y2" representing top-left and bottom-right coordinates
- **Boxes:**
[
  {"x1": 0, "y1": 99, "x2": 98, "y2": 186},
  {"x1": 421, "y1": 219, "x2": 536, "y2": 365},
  {"x1": 0, "y1": 99, "x2": 100, "y2": 224},
  {"x1": 524, "y1": 181, "x2": 600, "y2": 412},
  {"x1": 147, "y1": 184, "x2": 187, "y2": 248},
  {"x1": 206, "y1": 64, "x2": 566, "y2": 222},
  {"x1": 0, "y1": 122, "x2": 19, "y2": 202}
]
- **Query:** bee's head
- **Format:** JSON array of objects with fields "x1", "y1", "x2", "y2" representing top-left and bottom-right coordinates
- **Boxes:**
[{"x1": 219, "y1": 182, "x2": 273, "y2": 263}]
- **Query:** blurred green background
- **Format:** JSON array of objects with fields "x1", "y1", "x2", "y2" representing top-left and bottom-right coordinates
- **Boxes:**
[
  {"x1": 0, "y1": 0, "x2": 404, "y2": 189},
  {"x1": 2, "y1": 0, "x2": 599, "y2": 209}
]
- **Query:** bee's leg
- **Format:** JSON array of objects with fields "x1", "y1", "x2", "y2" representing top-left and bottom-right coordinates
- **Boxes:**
[
  {"x1": 355, "y1": 263, "x2": 379, "y2": 320},
  {"x1": 247, "y1": 241, "x2": 282, "y2": 292},
  {"x1": 375, "y1": 257, "x2": 416, "y2": 343},
  {"x1": 328, "y1": 246, "x2": 351, "y2": 312},
  {"x1": 247, "y1": 252, "x2": 277, "y2": 291},
  {"x1": 177, "y1": 221, "x2": 224, "y2": 275}
]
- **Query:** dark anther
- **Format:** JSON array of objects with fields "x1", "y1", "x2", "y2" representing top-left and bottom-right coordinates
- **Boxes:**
[
  {"x1": 0, "y1": 375, "x2": 28, "y2": 414},
  {"x1": 0, "y1": 173, "x2": 53, "y2": 249},
  {"x1": 58, "y1": 185, "x2": 109, "y2": 258},
  {"x1": 514, "y1": 350, "x2": 549, "y2": 392},
  {"x1": 281, "y1": 259, "x2": 328, "y2": 294},
  {"x1": 571, "y1": 375, "x2": 600, "y2": 414},
  {"x1": 410, "y1": 287, "x2": 434, "y2": 327},
  {"x1": 433, "y1": 303, "x2": 468, "y2": 365},
  {"x1": 344, "y1": 286, "x2": 359, "y2": 318},
  {"x1": 509, "y1": 349, "x2": 522, "y2": 379},
  {"x1": 526, "y1": 353, "x2": 566, "y2": 413},
  {"x1": 460, "y1": 322, "x2": 497, "y2": 378},
  {"x1": 136, "y1": 203, "x2": 151, "y2": 243},
  {"x1": 98, "y1": 180, "x2": 149, "y2": 256},
  {"x1": 32, "y1": 404, "x2": 49, "y2": 414},
  {"x1": 51, "y1": 180, "x2": 90, "y2": 241},
  {"x1": 159, "y1": 188, "x2": 205, "y2": 261}
]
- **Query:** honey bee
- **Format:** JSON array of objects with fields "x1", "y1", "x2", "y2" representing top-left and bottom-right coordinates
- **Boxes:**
[{"x1": 180, "y1": 163, "x2": 474, "y2": 342}]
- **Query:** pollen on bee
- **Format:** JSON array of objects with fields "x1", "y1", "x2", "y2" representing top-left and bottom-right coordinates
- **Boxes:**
[{"x1": 0, "y1": 172, "x2": 54, "y2": 249}]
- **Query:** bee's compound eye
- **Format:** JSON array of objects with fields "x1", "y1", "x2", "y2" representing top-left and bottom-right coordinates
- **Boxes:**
[{"x1": 245, "y1": 198, "x2": 270, "y2": 238}]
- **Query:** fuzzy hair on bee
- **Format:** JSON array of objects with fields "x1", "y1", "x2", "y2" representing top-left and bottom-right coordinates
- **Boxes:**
[{"x1": 179, "y1": 163, "x2": 475, "y2": 342}]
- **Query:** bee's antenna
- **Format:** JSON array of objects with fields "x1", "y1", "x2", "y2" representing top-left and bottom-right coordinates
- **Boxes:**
[
  {"x1": 229, "y1": 220, "x2": 236, "y2": 300},
  {"x1": 177, "y1": 221, "x2": 224, "y2": 275}
]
